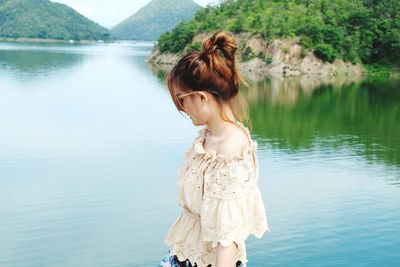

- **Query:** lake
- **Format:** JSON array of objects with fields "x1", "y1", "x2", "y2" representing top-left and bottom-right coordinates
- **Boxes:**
[{"x1": 0, "y1": 42, "x2": 399, "y2": 267}]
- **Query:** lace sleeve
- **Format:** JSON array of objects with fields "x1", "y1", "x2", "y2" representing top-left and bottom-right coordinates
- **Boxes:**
[{"x1": 200, "y1": 153, "x2": 270, "y2": 248}]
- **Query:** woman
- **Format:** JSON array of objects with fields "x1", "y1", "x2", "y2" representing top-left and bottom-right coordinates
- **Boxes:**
[{"x1": 158, "y1": 30, "x2": 270, "y2": 267}]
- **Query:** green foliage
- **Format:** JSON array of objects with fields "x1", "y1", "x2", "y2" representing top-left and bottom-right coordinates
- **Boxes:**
[
  {"x1": 321, "y1": 25, "x2": 345, "y2": 50},
  {"x1": 186, "y1": 41, "x2": 202, "y2": 52},
  {"x1": 257, "y1": 52, "x2": 273, "y2": 64},
  {"x1": 0, "y1": 0, "x2": 111, "y2": 41},
  {"x1": 158, "y1": 21, "x2": 196, "y2": 53},
  {"x1": 157, "y1": 0, "x2": 400, "y2": 65},
  {"x1": 314, "y1": 44, "x2": 337, "y2": 63},
  {"x1": 364, "y1": 64, "x2": 393, "y2": 78},
  {"x1": 229, "y1": 22, "x2": 244, "y2": 34},
  {"x1": 242, "y1": 45, "x2": 255, "y2": 61}
]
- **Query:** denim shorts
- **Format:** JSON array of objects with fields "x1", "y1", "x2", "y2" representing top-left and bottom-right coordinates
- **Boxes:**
[{"x1": 158, "y1": 247, "x2": 246, "y2": 267}]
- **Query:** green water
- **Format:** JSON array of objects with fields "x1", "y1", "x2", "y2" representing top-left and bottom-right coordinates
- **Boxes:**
[{"x1": 250, "y1": 77, "x2": 400, "y2": 168}]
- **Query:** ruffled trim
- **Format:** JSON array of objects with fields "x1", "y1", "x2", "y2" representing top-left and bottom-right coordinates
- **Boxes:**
[
  {"x1": 193, "y1": 121, "x2": 258, "y2": 162},
  {"x1": 172, "y1": 244, "x2": 248, "y2": 267},
  {"x1": 164, "y1": 210, "x2": 248, "y2": 267},
  {"x1": 164, "y1": 210, "x2": 201, "y2": 246},
  {"x1": 201, "y1": 187, "x2": 271, "y2": 249}
]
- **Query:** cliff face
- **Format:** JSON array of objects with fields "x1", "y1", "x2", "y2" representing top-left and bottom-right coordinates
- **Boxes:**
[{"x1": 147, "y1": 32, "x2": 366, "y2": 81}]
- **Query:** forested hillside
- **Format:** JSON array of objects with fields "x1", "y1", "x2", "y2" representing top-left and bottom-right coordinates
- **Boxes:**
[
  {"x1": 0, "y1": 0, "x2": 111, "y2": 41},
  {"x1": 157, "y1": 0, "x2": 400, "y2": 65},
  {"x1": 111, "y1": 0, "x2": 200, "y2": 41}
]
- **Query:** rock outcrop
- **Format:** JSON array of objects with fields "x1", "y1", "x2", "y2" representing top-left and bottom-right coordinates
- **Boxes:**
[{"x1": 147, "y1": 32, "x2": 366, "y2": 81}]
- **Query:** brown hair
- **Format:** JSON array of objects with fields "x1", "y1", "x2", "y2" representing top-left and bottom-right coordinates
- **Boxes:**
[{"x1": 166, "y1": 30, "x2": 251, "y2": 129}]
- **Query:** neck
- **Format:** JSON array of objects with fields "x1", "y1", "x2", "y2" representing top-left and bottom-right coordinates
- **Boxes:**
[{"x1": 206, "y1": 104, "x2": 236, "y2": 138}]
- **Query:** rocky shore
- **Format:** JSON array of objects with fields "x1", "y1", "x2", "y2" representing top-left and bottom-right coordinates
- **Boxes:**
[{"x1": 147, "y1": 32, "x2": 366, "y2": 82}]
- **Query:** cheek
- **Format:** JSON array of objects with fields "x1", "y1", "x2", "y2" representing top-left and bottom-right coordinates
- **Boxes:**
[
  {"x1": 192, "y1": 103, "x2": 209, "y2": 118},
  {"x1": 187, "y1": 98, "x2": 208, "y2": 118},
  {"x1": 185, "y1": 98, "x2": 197, "y2": 113}
]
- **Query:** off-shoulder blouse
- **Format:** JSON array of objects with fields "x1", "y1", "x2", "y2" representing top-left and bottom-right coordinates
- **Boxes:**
[{"x1": 164, "y1": 120, "x2": 270, "y2": 267}]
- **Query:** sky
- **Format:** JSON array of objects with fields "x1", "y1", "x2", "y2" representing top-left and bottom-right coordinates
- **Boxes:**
[{"x1": 53, "y1": 0, "x2": 216, "y2": 28}]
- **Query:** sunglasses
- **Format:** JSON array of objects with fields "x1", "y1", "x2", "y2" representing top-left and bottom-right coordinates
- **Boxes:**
[
  {"x1": 175, "y1": 91, "x2": 200, "y2": 108},
  {"x1": 175, "y1": 90, "x2": 219, "y2": 108}
]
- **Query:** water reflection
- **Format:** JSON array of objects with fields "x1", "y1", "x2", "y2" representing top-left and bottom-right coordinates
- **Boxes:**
[
  {"x1": 249, "y1": 77, "x2": 400, "y2": 169},
  {"x1": 0, "y1": 49, "x2": 84, "y2": 80},
  {"x1": 148, "y1": 62, "x2": 170, "y2": 86},
  {"x1": 247, "y1": 74, "x2": 362, "y2": 105},
  {"x1": 151, "y1": 64, "x2": 400, "y2": 169},
  {"x1": 0, "y1": 42, "x2": 154, "y2": 81}
]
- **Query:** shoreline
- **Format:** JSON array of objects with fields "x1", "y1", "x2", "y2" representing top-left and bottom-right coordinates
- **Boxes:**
[
  {"x1": 147, "y1": 52, "x2": 398, "y2": 81},
  {"x1": 0, "y1": 37, "x2": 114, "y2": 44},
  {"x1": 1, "y1": 37, "x2": 396, "y2": 79},
  {"x1": 148, "y1": 32, "x2": 399, "y2": 80},
  {"x1": 0, "y1": 37, "x2": 157, "y2": 44},
  {"x1": 0, "y1": 38, "x2": 157, "y2": 47},
  {"x1": 151, "y1": 60, "x2": 399, "y2": 81},
  {"x1": 149, "y1": 60, "x2": 375, "y2": 88},
  {"x1": 147, "y1": 48, "x2": 367, "y2": 81}
]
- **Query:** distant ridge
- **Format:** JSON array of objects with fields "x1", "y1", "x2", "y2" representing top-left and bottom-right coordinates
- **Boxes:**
[
  {"x1": 111, "y1": 0, "x2": 201, "y2": 41},
  {"x1": 0, "y1": 0, "x2": 111, "y2": 41}
]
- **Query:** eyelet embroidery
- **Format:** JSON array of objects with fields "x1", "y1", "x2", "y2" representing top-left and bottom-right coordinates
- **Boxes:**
[
  {"x1": 166, "y1": 121, "x2": 269, "y2": 267},
  {"x1": 192, "y1": 121, "x2": 257, "y2": 163}
]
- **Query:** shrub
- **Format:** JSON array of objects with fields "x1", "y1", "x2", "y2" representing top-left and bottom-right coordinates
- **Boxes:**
[
  {"x1": 265, "y1": 56, "x2": 273, "y2": 64},
  {"x1": 186, "y1": 41, "x2": 202, "y2": 52},
  {"x1": 242, "y1": 46, "x2": 255, "y2": 61},
  {"x1": 314, "y1": 44, "x2": 337, "y2": 63}
]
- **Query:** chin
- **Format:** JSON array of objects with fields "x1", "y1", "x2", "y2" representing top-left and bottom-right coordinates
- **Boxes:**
[
  {"x1": 191, "y1": 119, "x2": 205, "y2": 127},
  {"x1": 190, "y1": 117, "x2": 199, "y2": 126}
]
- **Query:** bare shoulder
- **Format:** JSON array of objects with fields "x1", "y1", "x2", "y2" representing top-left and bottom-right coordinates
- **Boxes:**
[{"x1": 217, "y1": 125, "x2": 249, "y2": 156}]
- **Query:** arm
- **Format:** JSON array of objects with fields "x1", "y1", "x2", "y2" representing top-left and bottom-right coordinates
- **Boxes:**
[{"x1": 215, "y1": 242, "x2": 238, "y2": 267}]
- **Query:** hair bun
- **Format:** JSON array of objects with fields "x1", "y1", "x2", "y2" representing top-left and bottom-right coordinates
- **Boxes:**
[{"x1": 201, "y1": 30, "x2": 237, "y2": 60}]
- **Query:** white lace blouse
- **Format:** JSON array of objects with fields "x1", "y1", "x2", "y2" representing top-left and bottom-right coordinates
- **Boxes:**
[{"x1": 164, "y1": 121, "x2": 270, "y2": 267}]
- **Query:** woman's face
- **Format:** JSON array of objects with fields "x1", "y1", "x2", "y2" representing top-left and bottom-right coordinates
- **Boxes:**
[{"x1": 175, "y1": 89, "x2": 215, "y2": 126}]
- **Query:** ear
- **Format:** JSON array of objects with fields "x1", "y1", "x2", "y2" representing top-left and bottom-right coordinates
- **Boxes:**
[{"x1": 198, "y1": 92, "x2": 208, "y2": 103}]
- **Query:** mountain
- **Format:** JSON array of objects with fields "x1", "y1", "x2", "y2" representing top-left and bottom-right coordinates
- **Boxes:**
[
  {"x1": 111, "y1": 0, "x2": 201, "y2": 41},
  {"x1": 0, "y1": 0, "x2": 111, "y2": 41},
  {"x1": 156, "y1": 0, "x2": 400, "y2": 66}
]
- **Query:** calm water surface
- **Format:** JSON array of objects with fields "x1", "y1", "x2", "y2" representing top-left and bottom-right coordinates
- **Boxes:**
[{"x1": 0, "y1": 42, "x2": 399, "y2": 267}]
